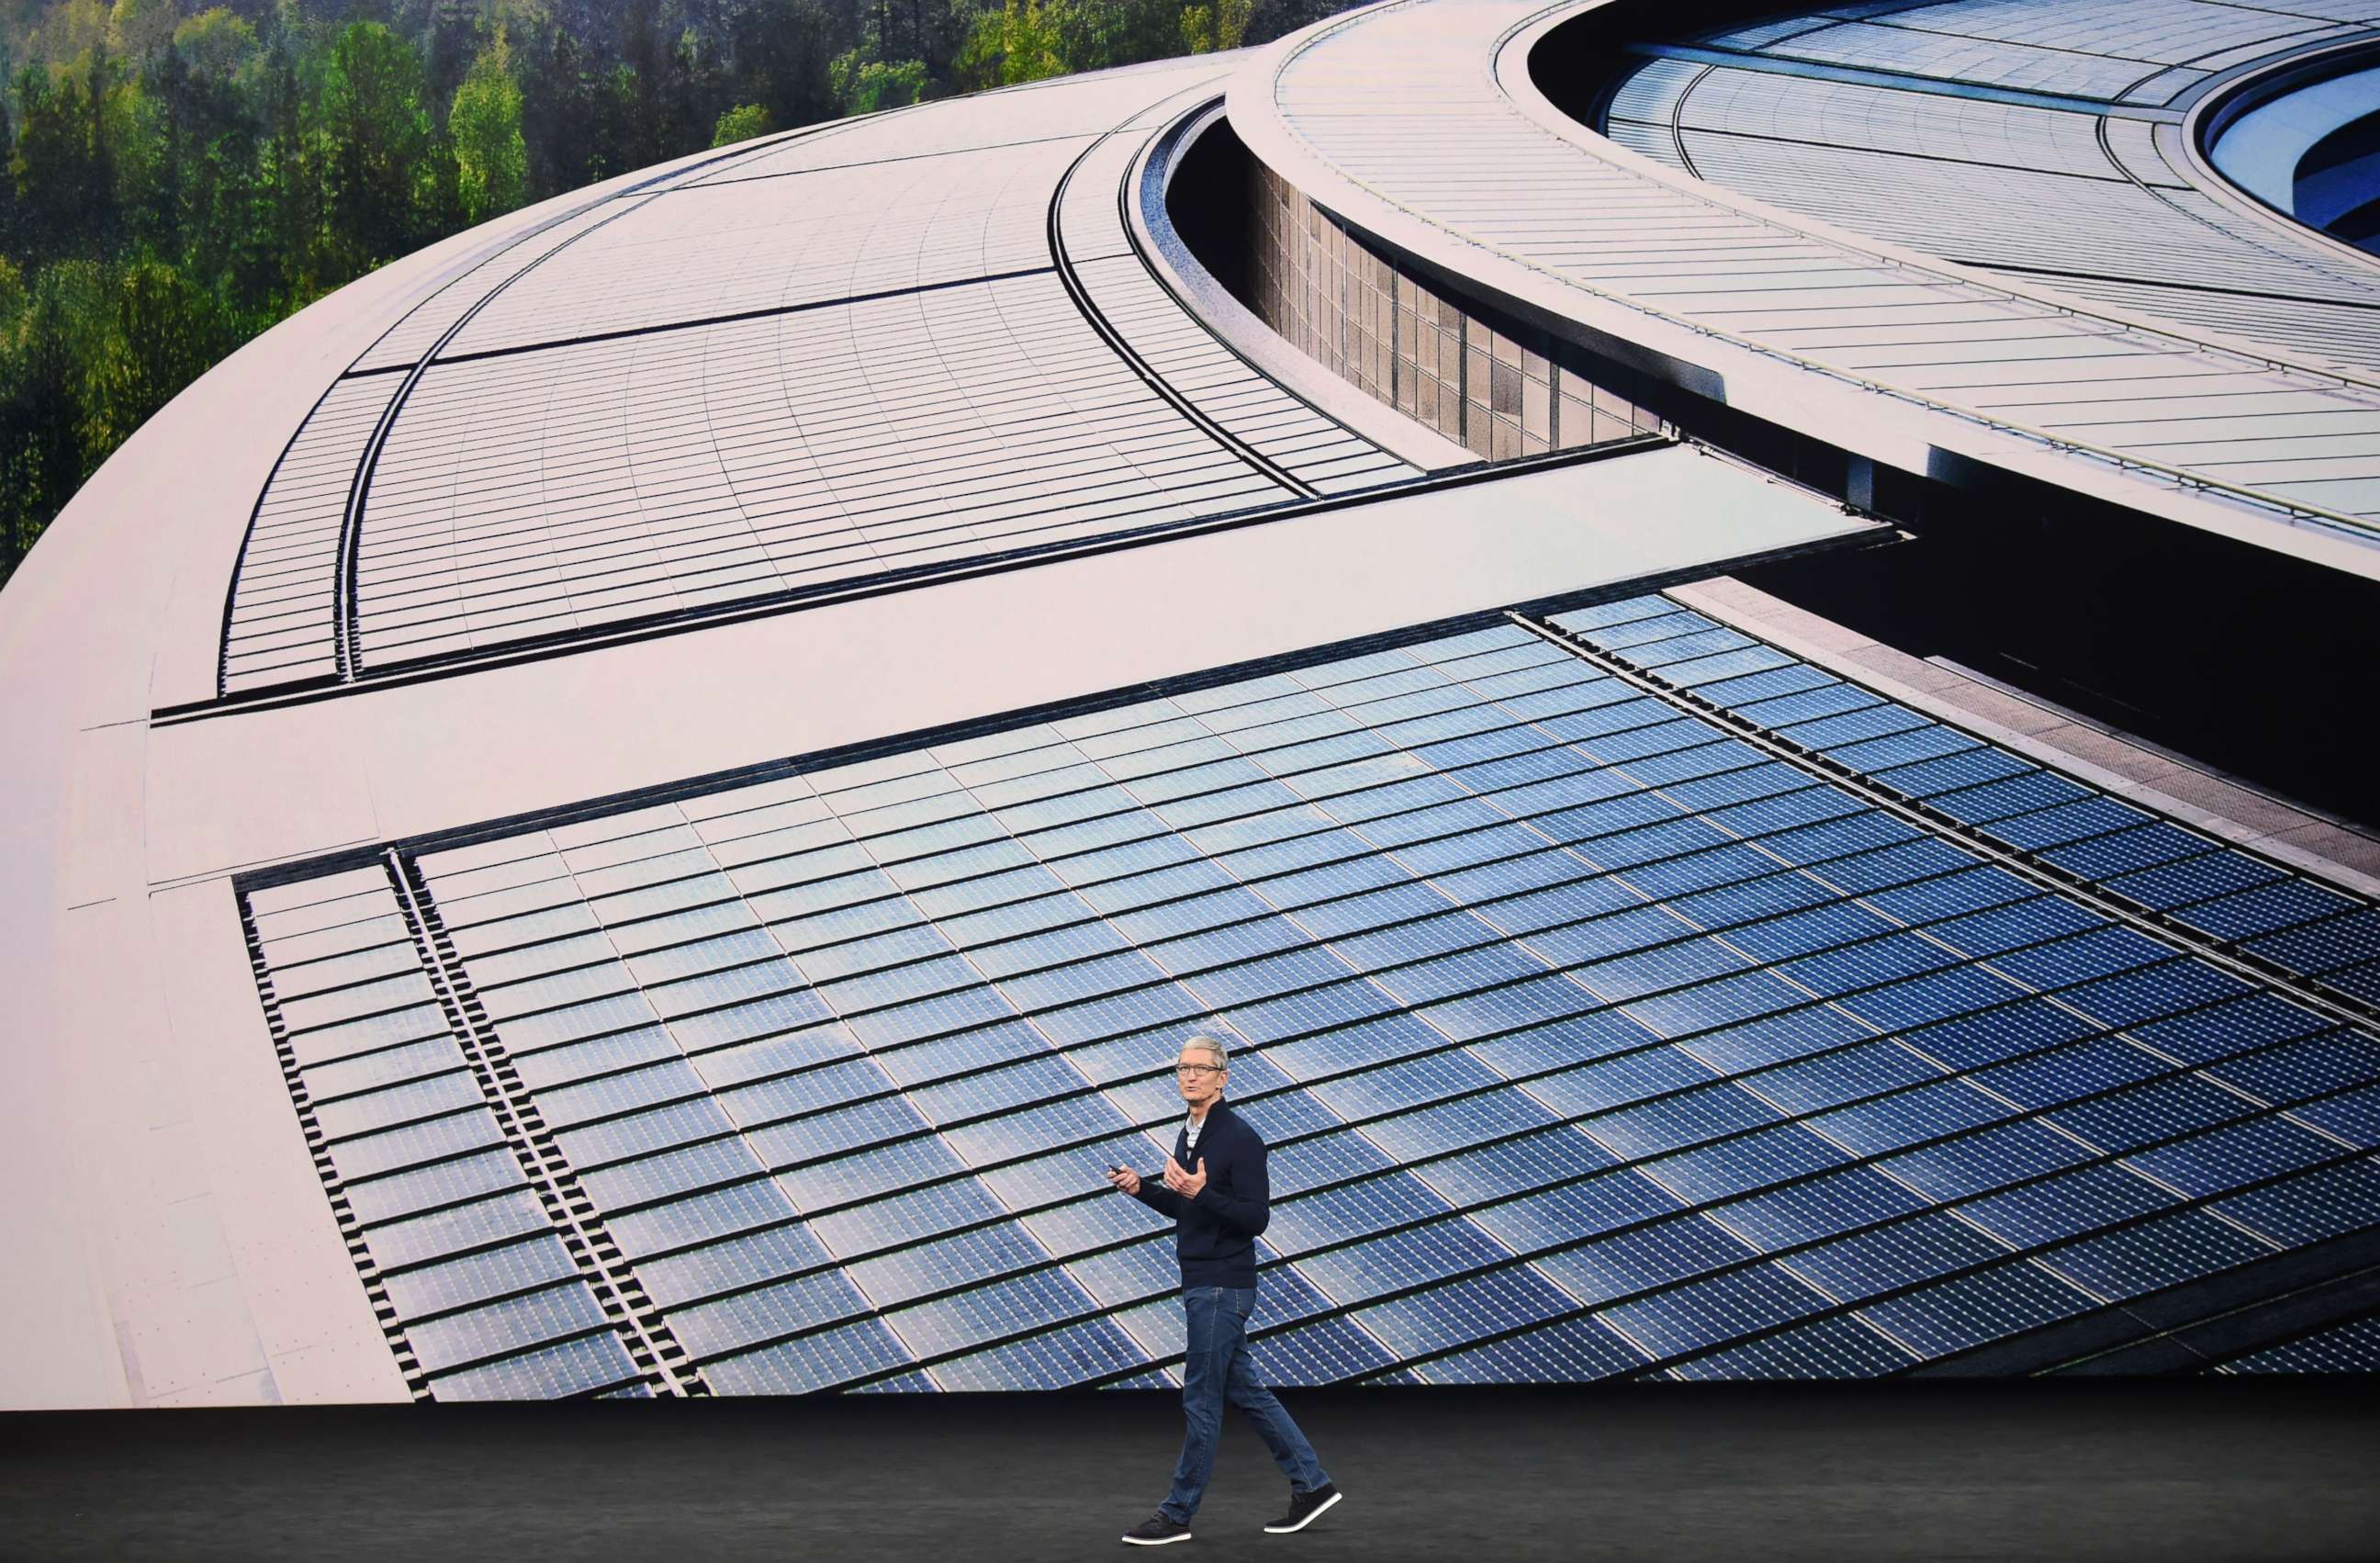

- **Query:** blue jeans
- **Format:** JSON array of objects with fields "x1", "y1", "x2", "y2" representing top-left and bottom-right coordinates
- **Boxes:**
[{"x1": 1160, "y1": 1285, "x2": 1330, "y2": 1524}]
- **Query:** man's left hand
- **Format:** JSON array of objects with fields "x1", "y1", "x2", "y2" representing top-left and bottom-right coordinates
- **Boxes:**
[{"x1": 1163, "y1": 1156, "x2": 1209, "y2": 1198}]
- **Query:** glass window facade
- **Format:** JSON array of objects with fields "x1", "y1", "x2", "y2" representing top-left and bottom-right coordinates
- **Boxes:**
[{"x1": 1249, "y1": 163, "x2": 1661, "y2": 460}]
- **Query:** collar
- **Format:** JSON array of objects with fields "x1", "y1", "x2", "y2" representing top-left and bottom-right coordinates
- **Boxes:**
[{"x1": 1182, "y1": 1099, "x2": 1229, "y2": 1134}]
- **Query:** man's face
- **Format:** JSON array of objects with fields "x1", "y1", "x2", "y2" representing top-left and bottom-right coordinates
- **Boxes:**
[{"x1": 1175, "y1": 1048, "x2": 1227, "y2": 1109}]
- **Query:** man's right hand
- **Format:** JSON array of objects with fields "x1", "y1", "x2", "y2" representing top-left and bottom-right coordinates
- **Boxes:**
[{"x1": 1106, "y1": 1165, "x2": 1141, "y2": 1196}]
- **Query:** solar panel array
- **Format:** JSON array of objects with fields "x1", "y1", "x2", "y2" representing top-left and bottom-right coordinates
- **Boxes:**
[
  {"x1": 240, "y1": 594, "x2": 2380, "y2": 1396},
  {"x1": 241, "y1": 867, "x2": 671, "y2": 1400},
  {"x1": 2221, "y1": 1311, "x2": 2380, "y2": 1370},
  {"x1": 214, "y1": 58, "x2": 1421, "y2": 697},
  {"x1": 1255, "y1": 0, "x2": 2380, "y2": 536},
  {"x1": 1551, "y1": 597, "x2": 2380, "y2": 1013}
]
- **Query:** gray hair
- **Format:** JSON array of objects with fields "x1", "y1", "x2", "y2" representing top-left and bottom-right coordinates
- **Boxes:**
[{"x1": 1182, "y1": 1034, "x2": 1229, "y2": 1070}]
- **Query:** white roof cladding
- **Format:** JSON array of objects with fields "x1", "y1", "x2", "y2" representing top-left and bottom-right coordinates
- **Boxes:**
[
  {"x1": 1611, "y1": 2, "x2": 2380, "y2": 486},
  {"x1": 0, "y1": 42, "x2": 1879, "y2": 1405},
  {"x1": 210, "y1": 56, "x2": 1427, "y2": 700},
  {"x1": 1231, "y1": 0, "x2": 2380, "y2": 568}
]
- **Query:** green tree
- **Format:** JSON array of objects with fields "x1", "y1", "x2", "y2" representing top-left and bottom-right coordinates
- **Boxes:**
[
  {"x1": 827, "y1": 46, "x2": 925, "y2": 112},
  {"x1": 585, "y1": 58, "x2": 641, "y2": 183},
  {"x1": 1178, "y1": 0, "x2": 1247, "y2": 55},
  {"x1": 519, "y1": 19, "x2": 593, "y2": 197},
  {"x1": 84, "y1": 253, "x2": 237, "y2": 455},
  {"x1": 7, "y1": 51, "x2": 125, "y2": 260},
  {"x1": 0, "y1": 77, "x2": 17, "y2": 253},
  {"x1": 170, "y1": 7, "x2": 256, "y2": 82},
  {"x1": 620, "y1": 0, "x2": 664, "y2": 163},
  {"x1": 106, "y1": 0, "x2": 176, "y2": 60},
  {"x1": 123, "y1": 34, "x2": 177, "y2": 256},
  {"x1": 0, "y1": 254, "x2": 31, "y2": 581},
  {"x1": 315, "y1": 21, "x2": 432, "y2": 274},
  {"x1": 412, "y1": 134, "x2": 466, "y2": 239},
  {"x1": 721, "y1": 0, "x2": 836, "y2": 141},
  {"x1": 711, "y1": 100, "x2": 770, "y2": 146},
  {"x1": 254, "y1": 30, "x2": 320, "y2": 309},
  {"x1": 423, "y1": 0, "x2": 477, "y2": 107},
  {"x1": 658, "y1": 25, "x2": 711, "y2": 155},
  {"x1": 0, "y1": 259, "x2": 107, "y2": 583},
  {"x1": 31, "y1": 0, "x2": 109, "y2": 64},
  {"x1": 959, "y1": 0, "x2": 1061, "y2": 89},
  {"x1": 1050, "y1": 0, "x2": 1178, "y2": 75},
  {"x1": 164, "y1": 9, "x2": 264, "y2": 299},
  {"x1": 448, "y1": 24, "x2": 525, "y2": 223}
]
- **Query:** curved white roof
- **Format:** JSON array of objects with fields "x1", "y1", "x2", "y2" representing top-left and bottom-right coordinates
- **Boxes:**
[
  {"x1": 1232, "y1": 0, "x2": 2380, "y2": 564},
  {"x1": 213, "y1": 59, "x2": 1440, "y2": 699},
  {"x1": 1610, "y1": 2, "x2": 2380, "y2": 482},
  {"x1": 1, "y1": 51, "x2": 1885, "y2": 1406},
  {"x1": 7, "y1": 16, "x2": 2379, "y2": 1410}
]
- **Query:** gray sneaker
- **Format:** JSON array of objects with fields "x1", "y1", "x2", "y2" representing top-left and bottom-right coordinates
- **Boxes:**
[
  {"x1": 1122, "y1": 1511, "x2": 1193, "y2": 1546},
  {"x1": 1263, "y1": 1483, "x2": 1343, "y2": 1535}
]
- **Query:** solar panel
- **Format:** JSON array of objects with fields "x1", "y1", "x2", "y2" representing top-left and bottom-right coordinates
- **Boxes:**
[
  {"x1": 240, "y1": 599, "x2": 2380, "y2": 1392},
  {"x1": 241, "y1": 868, "x2": 663, "y2": 1399}
]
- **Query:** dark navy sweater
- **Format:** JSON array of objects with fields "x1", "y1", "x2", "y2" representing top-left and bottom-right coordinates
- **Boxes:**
[{"x1": 1128, "y1": 1100, "x2": 1270, "y2": 1289}]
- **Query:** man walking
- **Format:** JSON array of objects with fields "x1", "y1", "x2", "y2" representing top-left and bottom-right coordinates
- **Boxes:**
[{"x1": 1106, "y1": 1034, "x2": 1342, "y2": 1546}]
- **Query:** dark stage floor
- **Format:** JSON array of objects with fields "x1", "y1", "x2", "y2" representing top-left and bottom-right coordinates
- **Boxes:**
[{"x1": 4, "y1": 1383, "x2": 2374, "y2": 1562}]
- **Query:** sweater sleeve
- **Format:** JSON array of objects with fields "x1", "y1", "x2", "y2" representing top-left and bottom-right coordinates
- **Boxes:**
[
  {"x1": 1190, "y1": 1132, "x2": 1270, "y2": 1238},
  {"x1": 1130, "y1": 1179, "x2": 1185, "y2": 1220}
]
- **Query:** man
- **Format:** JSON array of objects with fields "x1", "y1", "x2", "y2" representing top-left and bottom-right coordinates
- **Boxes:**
[{"x1": 1105, "y1": 1034, "x2": 1343, "y2": 1546}]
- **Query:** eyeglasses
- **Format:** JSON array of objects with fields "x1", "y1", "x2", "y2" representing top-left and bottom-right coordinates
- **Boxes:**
[{"x1": 1174, "y1": 1063, "x2": 1225, "y2": 1076}]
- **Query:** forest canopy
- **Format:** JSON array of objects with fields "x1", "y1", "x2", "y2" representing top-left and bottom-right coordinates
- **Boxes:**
[{"x1": 0, "y1": 0, "x2": 1350, "y2": 587}]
